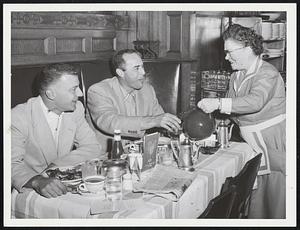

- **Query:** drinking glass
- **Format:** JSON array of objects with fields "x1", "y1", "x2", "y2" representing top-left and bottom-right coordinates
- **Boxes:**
[
  {"x1": 105, "y1": 176, "x2": 123, "y2": 201},
  {"x1": 81, "y1": 160, "x2": 99, "y2": 179}
]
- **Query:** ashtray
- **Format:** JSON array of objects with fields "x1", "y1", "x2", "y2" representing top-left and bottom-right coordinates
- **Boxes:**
[{"x1": 198, "y1": 144, "x2": 221, "y2": 155}]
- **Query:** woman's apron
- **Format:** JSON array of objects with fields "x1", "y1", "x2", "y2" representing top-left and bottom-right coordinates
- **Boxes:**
[
  {"x1": 234, "y1": 58, "x2": 286, "y2": 176},
  {"x1": 239, "y1": 114, "x2": 286, "y2": 175}
]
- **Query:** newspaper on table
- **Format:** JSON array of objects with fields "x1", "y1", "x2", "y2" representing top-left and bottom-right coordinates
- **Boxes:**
[{"x1": 133, "y1": 164, "x2": 197, "y2": 201}]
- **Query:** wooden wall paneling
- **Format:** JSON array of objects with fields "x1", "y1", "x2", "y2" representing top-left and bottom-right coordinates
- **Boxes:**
[
  {"x1": 136, "y1": 11, "x2": 150, "y2": 40},
  {"x1": 56, "y1": 38, "x2": 83, "y2": 54},
  {"x1": 44, "y1": 36, "x2": 56, "y2": 55},
  {"x1": 92, "y1": 38, "x2": 114, "y2": 52},
  {"x1": 11, "y1": 12, "x2": 130, "y2": 66},
  {"x1": 11, "y1": 12, "x2": 118, "y2": 30},
  {"x1": 166, "y1": 11, "x2": 182, "y2": 58},
  {"x1": 82, "y1": 37, "x2": 93, "y2": 54},
  {"x1": 194, "y1": 15, "x2": 223, "y2": 71},
  {"x1": 11, "y1": 39, "x2": 45, "y2": 55},
  {"x1": 126, "y1": 11, "x2": 138, "y2": 50},
  {"x1": 149, "y1": 11, "x2": 154, "y2": 41},
  {"x1": 116, "y1": 30, "x2": 128, "y2": 50},
  {"x1": 181, "y1": 11, "x2": 191, "y2": 59},
  {"x1": 158, "y1": 12, "x2": 168, "y2": 57},
  {"x1": 189, "y1": 12, "x2": 197, "y2": 60},
  {"x1": 150, "y1": 11, "x2": 167, "y2": 57},
  {"x1": 11, "y1": 28, "x2": 116, "y2": 65},
  {"x1": 115, "y1": 11, "x2": 129, "y2": 51}
]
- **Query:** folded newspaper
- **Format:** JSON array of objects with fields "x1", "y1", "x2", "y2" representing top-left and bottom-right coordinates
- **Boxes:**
[{"x1": 133, "y1": 164, "x2": 197, "y2": 201}]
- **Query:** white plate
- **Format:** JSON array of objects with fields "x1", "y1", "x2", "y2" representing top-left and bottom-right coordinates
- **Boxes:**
[
  {"x1": 62, "y1": 178, "x2": 82, "y2": 186},
  {"x1": 77, "y1": 183, "x2": 105, "y2": 198},
  {"x1": 45, "y1": 165, "x2": 82, "y2": 185}
]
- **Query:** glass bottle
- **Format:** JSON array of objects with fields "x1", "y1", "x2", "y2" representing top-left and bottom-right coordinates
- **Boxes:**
[
  {"x1": 179, "y1": 134, "x2": 193, "y2": 169},
  {"x1": 105, "y1": 174, "x2": 123, "y2": 201},
  {"x1": 111, "y1": 129, "x2": 124, "y2": 159}
]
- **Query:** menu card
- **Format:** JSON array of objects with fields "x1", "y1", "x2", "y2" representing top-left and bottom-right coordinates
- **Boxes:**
[
  {"x1": 133, "y1": 164, "x2": 197, "y2": 201},
  {"x1": 142, "y1": 132, "x2": 159, "y2": 171}
]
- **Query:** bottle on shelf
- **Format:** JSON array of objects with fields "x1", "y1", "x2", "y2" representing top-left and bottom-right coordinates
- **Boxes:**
[{"x1": 111, "y1": 129, "x2": 124, "y2": 159}]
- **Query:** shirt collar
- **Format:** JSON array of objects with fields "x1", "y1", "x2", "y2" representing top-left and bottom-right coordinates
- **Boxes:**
[
  {"x1": 245, "y1": 56, "x2": 261, "y2": 76},
  {"x1": 39, "y1": 96, "x2": 63, "y2": 117},
  {"x1": 119, "y1": 82, "x2": 136, "y2": 102},
  {"x1": 39, "y1": 95, "x2": 50, "y2": 115}
]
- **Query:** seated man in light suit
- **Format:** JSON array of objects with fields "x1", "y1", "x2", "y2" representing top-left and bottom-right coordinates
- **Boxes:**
[
  {"x1": 11, "y1": 63, "x2": 104, "y2": 198},
  {"x1": 87, "y1": 49, "x2": 181, "y2": 152}
]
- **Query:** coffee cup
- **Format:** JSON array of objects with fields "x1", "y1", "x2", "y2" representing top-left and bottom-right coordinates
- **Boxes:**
[{"x1": 80, "y1": 175, "x2": 105, "y2": 194}]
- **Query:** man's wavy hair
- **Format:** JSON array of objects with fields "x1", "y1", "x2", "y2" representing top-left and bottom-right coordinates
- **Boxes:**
[
  {"x1": 34, "y1": 63, "x2": 79, "y2": 95},
  {"x1": 222, "y1": 24, "x2": 264, "y2": 56}
]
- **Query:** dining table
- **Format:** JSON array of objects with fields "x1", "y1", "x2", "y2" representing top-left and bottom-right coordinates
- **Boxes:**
[{"x1": 11, "y1": 141, "x2": 255, "y2": 219}]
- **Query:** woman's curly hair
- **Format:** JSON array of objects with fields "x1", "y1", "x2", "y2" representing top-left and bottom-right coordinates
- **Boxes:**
[{"x1": 223, "y1": 24, "x2": 264, "y2": 55}]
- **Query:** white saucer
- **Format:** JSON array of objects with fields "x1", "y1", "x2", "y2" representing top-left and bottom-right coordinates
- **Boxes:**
[
  {"x1": 62, "y1": 178, "x2": 82, "y2": 186},
  {"x1": 77, "y1": 183, "x2": 105, "y2": 198}
]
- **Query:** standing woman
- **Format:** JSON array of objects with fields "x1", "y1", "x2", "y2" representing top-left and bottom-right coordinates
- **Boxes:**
[{"x1": 198, "y1": 24, "x2": 286, "y2": 218}]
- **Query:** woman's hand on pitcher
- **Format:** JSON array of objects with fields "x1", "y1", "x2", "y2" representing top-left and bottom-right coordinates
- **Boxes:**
[{"x1": 197, "y1": 98, "x2": 220, "y2": 113}]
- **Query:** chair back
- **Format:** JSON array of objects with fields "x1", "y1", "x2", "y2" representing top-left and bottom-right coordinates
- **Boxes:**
[
  {"x1": 198, "y1": 185, "x2": 237, "y2": 218},
  {"x1": 221, "y1": 153, "x2": 262, "y2": 218}
]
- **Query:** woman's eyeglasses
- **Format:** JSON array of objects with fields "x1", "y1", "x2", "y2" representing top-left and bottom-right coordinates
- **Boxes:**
[{"x1": 224, "y1": 46, "x2": 246, "y2": 56}]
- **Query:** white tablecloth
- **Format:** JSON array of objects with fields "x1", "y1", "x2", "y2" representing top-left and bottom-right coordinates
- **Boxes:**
[{"x1": 11, "y1": 142, "x2": 255, "y2": 219}]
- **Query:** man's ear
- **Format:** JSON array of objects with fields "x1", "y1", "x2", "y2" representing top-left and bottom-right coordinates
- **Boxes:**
[
  {"x1": 45, "y1": 88, "x2": 55, "y2": 100},
  {"x1": 116, "y1": 68, "x2": 124, "y2": 78}
]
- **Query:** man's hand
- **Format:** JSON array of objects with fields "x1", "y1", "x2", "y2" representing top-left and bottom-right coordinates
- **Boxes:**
[
  {"x1": 154, "y1": 113, "x2": 181, "y2": 133},
  {"x1": 25, "y1": 175, "x2": 68, "y2": 198},
  {"x1": 197, "y1": 98, "x2": 220, "y2": 113}
]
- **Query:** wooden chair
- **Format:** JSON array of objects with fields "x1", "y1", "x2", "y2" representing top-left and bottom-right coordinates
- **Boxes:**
[
  {"x1": 198, "y1": 185, "x2": 237, "y2": 218},
  {"x1": 220, "y1": 153, "x2": 262, "y2": 218}
]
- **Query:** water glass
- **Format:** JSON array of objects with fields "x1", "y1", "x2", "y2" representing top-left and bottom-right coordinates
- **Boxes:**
[
  {"x1": 105, "y1": 176, "x2": 123, "y2": 201},
  {"x1": 158, "y1": 147, "x2": 173, "y2": 166},
  {"x1": 81, "y1": 160, "x2": 100, "y2": 179}
]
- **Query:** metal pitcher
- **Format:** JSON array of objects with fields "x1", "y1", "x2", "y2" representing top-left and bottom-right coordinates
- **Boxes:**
[
  {"x1": 217, "y1": 120, "x2": 234, "y2": 149},
  {"x1": 172, "y1": 137, "x2": 195, "y2": 172}
]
